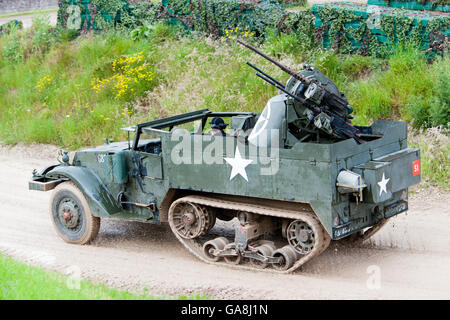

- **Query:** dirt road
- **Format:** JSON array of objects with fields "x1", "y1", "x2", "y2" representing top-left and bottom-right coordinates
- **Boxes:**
[
  {"x1": 0, "y1": 11, "x2": 57, "y2": 29},
  {"x1": 0, "y1": 143, "x2": 449, "y2": 299}
]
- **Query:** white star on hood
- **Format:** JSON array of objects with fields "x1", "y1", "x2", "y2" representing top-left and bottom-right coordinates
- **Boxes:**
[
  {"x1": 224, "y1": 146, "x2": 253, "y2": 182},
  {"x1": 377, "y1": 173, "x2": 390, "y2": 196}
]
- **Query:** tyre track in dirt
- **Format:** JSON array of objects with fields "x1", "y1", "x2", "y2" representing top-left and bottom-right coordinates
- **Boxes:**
[{"x1": 0, "y1": 143, "x2": 449, "y2": 299}]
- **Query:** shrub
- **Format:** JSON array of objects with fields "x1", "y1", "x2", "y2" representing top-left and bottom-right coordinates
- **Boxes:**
[
  {"x1": 264, "y1": 28, "x2": 305, "y2": 57},
  {"x1": 0, "y1": 17, "x2": 69, "y2": 64},
  {"x1": 407, "y1": 63, "x2": 450, "y2": 129},
  {"x1": 344, "y1": 46, "x2": 449, "y2": 128},
  {"x1": 1, "y1": 29, "x2": 24, "y2": 64},
  {"x1": 0, "y1": 19, "x2": 23, "y2": 34},
  {"x1": 91, "y1": 52, "x2": 155, "y2": 101}
]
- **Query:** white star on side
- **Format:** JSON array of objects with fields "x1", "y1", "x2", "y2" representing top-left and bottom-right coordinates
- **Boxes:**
[
  {"x1": 224, "y1": 147, "x2": 253, "y2": 182},
  {"x1": 377, "y1": 173, "x2": 390, "y2": 196}
]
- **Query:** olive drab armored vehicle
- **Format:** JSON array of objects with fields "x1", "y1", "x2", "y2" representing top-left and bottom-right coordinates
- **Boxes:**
[{"x1": 29, "y1": 42, "x2": 421, "y2": 273}]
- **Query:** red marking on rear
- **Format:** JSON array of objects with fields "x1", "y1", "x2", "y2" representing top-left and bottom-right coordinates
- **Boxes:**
[{"x1": 413, "y1": 160, "x2": 420, "y2": 176}]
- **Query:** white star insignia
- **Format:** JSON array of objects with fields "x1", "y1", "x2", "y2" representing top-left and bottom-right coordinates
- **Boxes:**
[
  {"x1": 377, "y1": 172, "x2": 390, "y2": 196},
  {"x1": 224, "y1": 147, "x2": 253, "y2": 182}
]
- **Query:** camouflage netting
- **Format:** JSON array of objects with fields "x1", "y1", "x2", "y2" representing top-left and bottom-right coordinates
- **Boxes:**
[
  {"x1": 162, "y1": 0, "x2": 285, "y2": 36},
  {"x1": 57, "y1": 0, "x2": 286, "y2": 35},
  {"x1": 57, "y1": 0, "x2": 161, "y2": 31},
  {"x1": 367, "y1": 0, "x2": 450, "y2": 12},
  {"x1": 57, "y1": 0, "x2": 449, "y2": 57},
  {"x1": 306, "y1": 2, "x2": 450, "y2": 56}
]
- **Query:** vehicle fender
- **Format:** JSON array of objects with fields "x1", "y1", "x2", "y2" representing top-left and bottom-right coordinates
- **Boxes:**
[
  {"x1": 47, "y1": 166, "x2": 122, "y2": 217},
  {"x1": 309, "y1": 200, "x2": 333, "y2": 237}
]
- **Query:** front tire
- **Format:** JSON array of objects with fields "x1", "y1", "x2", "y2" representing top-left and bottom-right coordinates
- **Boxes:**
[{"x1": 50, "y1": 181, "x2": 100, "y2": 244}]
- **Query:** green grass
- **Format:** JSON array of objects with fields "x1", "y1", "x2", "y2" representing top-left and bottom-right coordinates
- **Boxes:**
[
  {"x1": 0, "y1": 254, "x2": 207, "y2": 300},
  {"x1": 345, "y1": 47, "x2": 449, "y2": 127},
  {"x1": 0, "y1": 9, "x2": 57, "y2": 19},
  {"x1": 408, "y1": 127, "x2": 449, "y2": 190},
  {"x1": 0, "y1": 23, "x2": 287, "y2": 148},
  {"x1": 0, "y1": 20, "x2": 448, "y2": 188},
  {"x1": 0, "y1": 23, "x2": 383, "y2": 148}
]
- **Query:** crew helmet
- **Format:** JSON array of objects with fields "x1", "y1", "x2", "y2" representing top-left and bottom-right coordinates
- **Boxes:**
[{"x1": 209, "y1": 117, "x2": 228, "y2": 130}]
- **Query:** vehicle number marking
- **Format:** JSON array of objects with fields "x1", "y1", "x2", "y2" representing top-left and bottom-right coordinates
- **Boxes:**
[
  {"x1": 412, "y1": 160, "x2": 420, "y2": 176},
  {"x1": 97, "y1": 154, "x2": 106, "y2": 163}
]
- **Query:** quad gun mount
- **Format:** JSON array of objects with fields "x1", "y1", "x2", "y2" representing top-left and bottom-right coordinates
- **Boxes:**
[{"x1": 237, "y1": 40, "x2": 361, "y2": 143}]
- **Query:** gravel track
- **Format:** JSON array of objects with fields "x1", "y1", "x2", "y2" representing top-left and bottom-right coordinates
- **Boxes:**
[{"x1": 0, "y1": 12, "x2": 57, "y2": 29}]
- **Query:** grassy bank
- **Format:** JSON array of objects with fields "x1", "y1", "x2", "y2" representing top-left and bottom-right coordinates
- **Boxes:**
[
  {"x1": 0, "y1": 19, "x2": 448, "y2": 187},
  {"x1": 408, "y1": 127, "x2": 449, "y2": 189},
  {"x1": 0, "y1": 254, "x2": 206, "y2": 300}
]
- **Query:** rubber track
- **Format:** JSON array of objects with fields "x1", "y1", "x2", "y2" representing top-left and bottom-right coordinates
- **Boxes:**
[{"x1": 168, "y1": 195, "x2": 331, "y2": 274}]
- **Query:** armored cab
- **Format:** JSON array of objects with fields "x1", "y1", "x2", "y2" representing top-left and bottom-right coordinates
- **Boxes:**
[{"x1": 29, "y1": 44, "x2": 421, "y2": 273}]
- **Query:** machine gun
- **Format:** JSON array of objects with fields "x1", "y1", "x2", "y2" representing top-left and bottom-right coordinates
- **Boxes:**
[{"x1": 237, "y1": 40, "x2": 362, "y2": 143}]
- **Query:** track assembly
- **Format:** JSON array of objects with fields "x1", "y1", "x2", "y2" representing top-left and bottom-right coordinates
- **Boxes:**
[{"x1": 168, "y1": 195, "x2": 331, "y2": 274}]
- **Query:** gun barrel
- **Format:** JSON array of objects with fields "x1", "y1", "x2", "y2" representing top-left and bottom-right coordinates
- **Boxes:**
[
  {"x1": 240, "y1": 40, "x2": 360, "y2": 142},
  {"x1": 255, "y1": 73, "x2": 313, "y2": 109},
  {"x1": 237, "y1": 39, "x2": 310, "y2": 84},
  {"x1": 255, "y1": 73, "x2": 360, "y2": 142},
  {"x1": 247, "y1": 62, "x2": 286, "y2": 89},
  {"x1": 237, "y1": 39, "x2": 350, "y2": 113}
]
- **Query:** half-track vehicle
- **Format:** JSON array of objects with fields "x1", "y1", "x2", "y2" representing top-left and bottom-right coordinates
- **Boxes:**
[{"x1": 29, "y1": 42, "x2": 421, "y2": 273}]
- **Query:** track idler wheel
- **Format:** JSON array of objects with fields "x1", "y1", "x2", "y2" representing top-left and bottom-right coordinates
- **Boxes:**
[
  {"x1": 286, "y1": 219, "x2": 316, "y2": 254},
  {"x1": 272, "y1": 246, "x2": 298, "y2": 271},
  {"x1": 249, "y1": 244, "x2": 274, "y2": 269},
  {"x1": 202, "y1": 237, "x2": 229, "y2": 262},
  {"x1": 201, "y1": 206, "x2": 216, "y2": 235}
]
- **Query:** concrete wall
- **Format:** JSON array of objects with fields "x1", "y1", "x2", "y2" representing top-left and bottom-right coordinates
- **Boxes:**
[{"x1": 0, "y1": 0, "x2": 59, "y2": 15}]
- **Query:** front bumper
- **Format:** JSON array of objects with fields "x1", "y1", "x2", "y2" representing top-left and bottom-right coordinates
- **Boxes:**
[{"x1": 28, "y1": 164, "x2": 63, "y2": 192}]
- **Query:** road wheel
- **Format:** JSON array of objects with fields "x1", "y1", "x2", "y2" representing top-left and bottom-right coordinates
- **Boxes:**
[
  {"x1": 249, "y1": 244, "x2": 274, "y2": 269},
  {"x1": 203, "y1": 237, "x2": 229, "y2": 262},
  {"x1": 223, "y1": 243, "x2": 242, "y2": 265},
  {"x1": 49, "y1": 181, "x2": 100, "y2": 245},
  {"x1": 272, "y1": 246, "x2": 298, "y2": 271}
]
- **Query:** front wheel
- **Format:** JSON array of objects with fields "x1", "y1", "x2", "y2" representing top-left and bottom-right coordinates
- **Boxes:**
[{"x1": 49, "y1": 181, "x2": 100, "y2": 245}]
